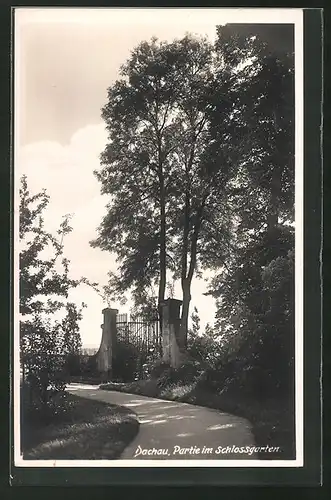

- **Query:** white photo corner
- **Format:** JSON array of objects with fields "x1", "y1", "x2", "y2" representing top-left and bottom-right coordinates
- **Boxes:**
[{"x1": 13, "y1": 7, "x2": 304, "y2": 469}]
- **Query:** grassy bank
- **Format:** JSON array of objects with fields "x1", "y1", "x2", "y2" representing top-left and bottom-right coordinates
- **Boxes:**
[
  {"x1": 22, "y1": 391, "x2": 140, "y2": 460},
  {"x1": 100, "y1": 379, "x2": 295, "y2": 460}
]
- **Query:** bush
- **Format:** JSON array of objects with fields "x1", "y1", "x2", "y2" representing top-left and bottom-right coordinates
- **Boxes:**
[
  {"x1": 21, "y1": 380, "x2": 69, "y2": 426},
  {"x1": 157, "y1": 360, "x2": 204, "y2": 389},
  {"x1": 112, "y1": 341, "x2": 140, "y2": 382},
  {"x1": 64, "y1": 353, "x2": 82, "y2": 377},
  {"x1": 22, "y1": 352, "x2": 68, "y2": 411},
  {"x1": 144, "y1": 359, "x2": 171, "y2": 379},
  {"x1": 194, "y1": 331, "x2": 294, "y2": 402},
  {"x1": 79, "y1": 354, "x2": 98, "y2": 377}
]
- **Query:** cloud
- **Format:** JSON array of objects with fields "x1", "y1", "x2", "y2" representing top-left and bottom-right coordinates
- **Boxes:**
[
  {"x1": 17, "y1": 124, "x2": 113, "y2": 346},
  {"x1": 17, "y1": 123, "x2": 216, "y2": 347},
  {"x1": 18, "y1": 124, "x2": 108, "y2": 216}
]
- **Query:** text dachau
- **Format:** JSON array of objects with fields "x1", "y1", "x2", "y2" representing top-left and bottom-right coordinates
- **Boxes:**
[{"x1": 133, "y1": 444, "x2": 280, "y2": 458}]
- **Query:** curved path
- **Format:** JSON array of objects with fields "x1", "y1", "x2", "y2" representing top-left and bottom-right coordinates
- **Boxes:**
[{"x1": 67, "y1": 383, "x2": 257, "y2": 460}]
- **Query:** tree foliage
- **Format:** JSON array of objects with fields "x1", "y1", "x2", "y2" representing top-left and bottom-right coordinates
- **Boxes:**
[
  {"x1": 20, "y1": 176, "x2": 75, "y2": 316},
  {"x1": 92, "y1": 24, "x2": 295, "y2": 396},
  {"x1": 204, "y1": 24, "x2": 295, "y2": 398},
  {"x1": 20, "y1": 176, "x2": 86, "y2": 407},
  {"x1": 92, "y1": 35, "x2": 241, "y2": 342}
]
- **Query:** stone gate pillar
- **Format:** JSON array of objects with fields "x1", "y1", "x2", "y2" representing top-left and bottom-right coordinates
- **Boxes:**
[
  {"x1": 161, "y1": 298, "x2": 183, "y2": 369},
  {"x1": 96, "y1": 307, "x2": 118, "y2": 380}
]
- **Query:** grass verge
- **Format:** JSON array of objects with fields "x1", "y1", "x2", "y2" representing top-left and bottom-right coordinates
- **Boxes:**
[
  {"x1": 22, "y1": 391, "x2": 140, "y2": 460},
  {"x1": 100, "y1": 380, "x2": 295, "y2": 460}
]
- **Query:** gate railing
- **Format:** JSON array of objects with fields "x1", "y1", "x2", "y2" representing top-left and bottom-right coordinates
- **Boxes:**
[{"x1": 116, "y1": 314, "x2": 161, "y2": 354}]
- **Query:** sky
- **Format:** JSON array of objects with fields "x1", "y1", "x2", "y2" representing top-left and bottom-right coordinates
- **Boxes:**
[{"x1": 14, "y1": 8, "x2": 302, "y2": 348}]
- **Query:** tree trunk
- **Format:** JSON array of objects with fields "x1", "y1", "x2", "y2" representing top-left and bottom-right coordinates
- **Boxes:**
[
  {"x1": 179, "y1": 201, "x2": 205, "y2": 348},
  {"x1": 158, "y1": 171, "x2": 166, "y2": 336},
  {"x1": 180, "y1": 278, "x2": 191, "y2": 349}
]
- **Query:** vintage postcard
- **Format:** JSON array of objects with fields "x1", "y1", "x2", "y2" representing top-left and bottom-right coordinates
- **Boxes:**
[{"x1": 10, "y1": 6, "x2": 322, "y2": 483}]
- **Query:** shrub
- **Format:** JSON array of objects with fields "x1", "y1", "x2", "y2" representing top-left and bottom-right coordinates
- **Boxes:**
[
  {"x1": 160, "y1": 382, "x2": 196, "y2": 400},
  {"x1": 112, "y1": 341, "x2": 140, "y2": 382},
  {"x1": 64, "y1": 353, "x2": 82, "y2": 377},
  {"x1": 79, "y1": 354, "x2": 98, "y2": 377},
  {"x1": 145, "y1": 359, "x2": 171, "y2": 379},
  {"x1": 157, "y1": 360, "x2": 204, "y2": 389}
]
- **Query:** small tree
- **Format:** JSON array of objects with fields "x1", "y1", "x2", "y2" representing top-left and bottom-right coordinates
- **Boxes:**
[
  {"x1": 61, "y1": 302, "x2": 86, "y2": 377},
  {"x1": 187, "y1": 307, "x2": 204, "y2": 362},
  {"x1": 19, "y1": 176, "x2": 86, "y2": 408}
]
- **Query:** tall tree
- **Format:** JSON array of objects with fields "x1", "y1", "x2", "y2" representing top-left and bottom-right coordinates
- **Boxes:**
[
  {"x1": 215, "y1": 23, "x2": 294, "y2": 233},
  {"x1": 167, "y1": 35, "x2": 246, "y2": 345},
  {"x1": 207, "y1": 24, "x2": 295, "y2": 397},
  {"x1": 92, "y1": 35, "x2": 241, "y2": 345},
  {"x1": 91, "y1": 37, "x2": 181, "y2": 324}
]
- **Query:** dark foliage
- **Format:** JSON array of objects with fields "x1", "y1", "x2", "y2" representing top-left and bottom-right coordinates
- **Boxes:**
[
  {"x1": 112, "y1": 341, "x2": 141, "y2": 382},
  {"x1": 157, "y1": 359, "x2": 204, "y2": 389},
  {"x1": 145, "y1": 359, "x2": 171, "y2": 379}
]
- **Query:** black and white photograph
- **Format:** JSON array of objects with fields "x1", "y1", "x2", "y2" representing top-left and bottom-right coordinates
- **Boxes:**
[{"x1": 13, "y1": 7, "x2": 304, "y2": 468}]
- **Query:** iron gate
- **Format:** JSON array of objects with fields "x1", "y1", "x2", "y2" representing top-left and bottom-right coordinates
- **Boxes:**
[
  {"x1": 114, "y1": 313, "x2": 161, "y2": 380},
  {"x1": 116, "y1": 313, "x2": 161, "y2": 352}
]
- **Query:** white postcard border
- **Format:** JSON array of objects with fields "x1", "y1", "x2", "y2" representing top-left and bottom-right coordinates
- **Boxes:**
[{"x1": 13, "y1": 7, "x2": 304, "y2": 469}]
